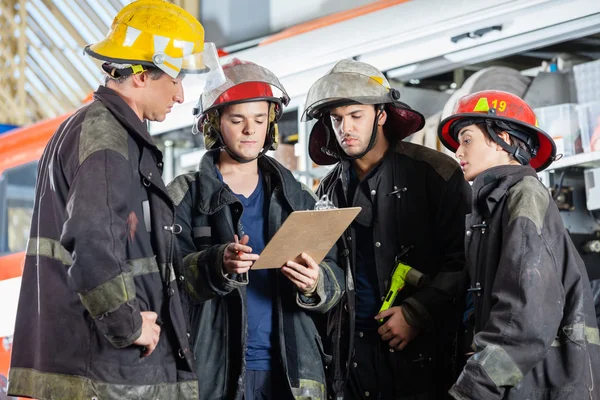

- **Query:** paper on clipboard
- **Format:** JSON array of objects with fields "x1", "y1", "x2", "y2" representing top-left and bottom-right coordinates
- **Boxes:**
[{"x1": 251, "y1": 207, "x2": 361, "y2": 270}]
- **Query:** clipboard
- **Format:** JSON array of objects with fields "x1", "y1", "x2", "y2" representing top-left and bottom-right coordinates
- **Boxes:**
[{"x1": 251, "y1": 207, "x2": 361, "y2": 270}]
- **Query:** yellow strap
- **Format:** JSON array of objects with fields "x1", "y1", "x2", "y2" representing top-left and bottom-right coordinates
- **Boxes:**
[{"x1": 131, "y1": 65, "x2": 146, "y2": 75}]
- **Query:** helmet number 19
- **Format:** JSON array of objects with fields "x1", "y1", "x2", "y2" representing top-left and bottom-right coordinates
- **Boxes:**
[{"x1": 491, "y1": 99, "x2": 507, "y2": 112}]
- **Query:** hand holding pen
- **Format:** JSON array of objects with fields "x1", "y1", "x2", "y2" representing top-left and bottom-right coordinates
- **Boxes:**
[{"x1": 223, "y1": 234, "x2": 259, "y2": 274}]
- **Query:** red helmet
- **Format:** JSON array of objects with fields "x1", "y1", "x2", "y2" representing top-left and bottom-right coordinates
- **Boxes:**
[
  {"x1": 213, "y1": 81, "x2": 274, "y2": 107},
  {"x1": 438, "y1": 90, "x2": 556, "y2": 171},
  {"x1": 194, "y1": 58, "x2": 289, "y2": 155},
  {"x1": 199, "y1": 58, "x2": 286, "y2": 115}
]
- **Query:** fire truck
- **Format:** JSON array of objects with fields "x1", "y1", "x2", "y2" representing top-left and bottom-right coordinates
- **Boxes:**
[{"x1": 0, "y1": 114, "x2": 69, "y2": 390}]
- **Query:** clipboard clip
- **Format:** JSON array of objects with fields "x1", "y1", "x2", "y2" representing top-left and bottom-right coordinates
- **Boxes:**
[{"x1": 314, "y1": 194, "x2": 337, "y2": 210}]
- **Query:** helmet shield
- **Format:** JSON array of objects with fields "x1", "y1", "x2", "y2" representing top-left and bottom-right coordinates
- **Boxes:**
[{"x1": 196, "y1": 61, "x2": 289, "y2": 117}]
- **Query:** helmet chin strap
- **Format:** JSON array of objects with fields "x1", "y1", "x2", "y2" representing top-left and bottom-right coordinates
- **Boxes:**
[
  {"x1": 322, "y1": 104, "x2": 385, "y2": 162},
  {"x1": 483, "y1": 121, "x2": 532, "y2": 166}
]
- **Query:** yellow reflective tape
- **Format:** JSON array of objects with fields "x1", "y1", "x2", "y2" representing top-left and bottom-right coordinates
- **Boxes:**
[
  {"x1": 473, "y1": 97, "x2": 490, "y2": 112},
  {"x1": 80, "y1": 101, "x2": 129, "y2": 163},
  {"x1": 127, "y1": 257, "x2": 160, "y2": 276},
  {"x1": 26, "y1": 237, "x2": 73, "y2": 265},
  {"x1": 292, "y1": 379, "x2": 325, "y2": 400},
  {"x1": 586, "y1": 326, "x2": 600, "y2": 346},
  {"x1": 475, "y1": 344, "x2": 523, "y2": 387},
  {"x1": 163, "y1": 60, "x2": 178, "y2": 72},
  {"x1": 320, "y1": 261, "x2": 341, "y2": 305},
  {"x1": 183, "y1": 252, "x2": 207, "y2": 302},
  {"x1": 551, "y1": 323, "x2": 599, "y2": 347},
  {"x1": 8, "y1": 367, "x2": 198, "y2": 399},
  {"x1": 78, "y1": 272, "x2": 136, "y2": 319}
]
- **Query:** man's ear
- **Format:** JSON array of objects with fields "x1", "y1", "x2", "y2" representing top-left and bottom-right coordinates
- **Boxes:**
[
  {"x1": 378, "y1": 109, "x2": 387, "y2": 126},
  {"x1": 130, "y1": 72, "x2": 148, "y2": 88}
]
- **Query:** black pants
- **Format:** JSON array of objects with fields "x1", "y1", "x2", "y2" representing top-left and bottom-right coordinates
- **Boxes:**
[
  {"x1": 244, "y1": 370, "x2": 286, "y2": 400},
  {"x1": 344, "y1": 330, "x2": 439, "y2": 400}
]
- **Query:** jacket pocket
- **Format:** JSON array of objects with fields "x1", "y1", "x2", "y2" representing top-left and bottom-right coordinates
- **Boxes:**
[
  {"x1": 392, "y1": 334, "x2": 436, "y2": 392},
  {"x1": 315, "y1": 334, "x2": 333, "y2": 367}
]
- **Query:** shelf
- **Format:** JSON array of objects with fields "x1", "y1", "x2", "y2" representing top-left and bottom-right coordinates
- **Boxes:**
[{"x1": 547, "y1": 152, "x2": 600, "y2": 171}]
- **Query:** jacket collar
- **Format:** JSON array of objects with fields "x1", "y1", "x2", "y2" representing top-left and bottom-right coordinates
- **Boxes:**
[
  {"x1": 336, "y1": 147, "x2": 394, "y2": 193},
  {"x1": 93, "y1": 85, "x2": 159, "y2": 152},
  {"x1": 471, "y1": 164, "x2": 538, "y2": 217},
  {"x1": 196, "y1": 150, "x2": 307, "y2": 215}
]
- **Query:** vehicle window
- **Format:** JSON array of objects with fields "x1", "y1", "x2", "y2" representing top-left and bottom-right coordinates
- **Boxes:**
[{"x1": 0, "y1": 162, "x2": 38, "y2": 254}]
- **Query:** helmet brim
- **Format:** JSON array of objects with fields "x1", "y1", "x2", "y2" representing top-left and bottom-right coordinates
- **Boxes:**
[{"x1": 308, "y1": 104, "x2": 425, "y2": 165}]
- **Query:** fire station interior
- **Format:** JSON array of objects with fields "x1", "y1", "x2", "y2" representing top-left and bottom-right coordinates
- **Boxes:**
[
  {"x1": 1, "y1": 1, "x2": 600, "y2": 393},
  {"x1": 150, "y1": 33, "x2": 600, "y2": 286},
  {"x1": 3, "y1": 33, "x2": 600, "y2": 273}
]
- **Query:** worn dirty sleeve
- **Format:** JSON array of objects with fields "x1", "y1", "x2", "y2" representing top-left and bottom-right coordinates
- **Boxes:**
[
  {"x1": 449, "y1": 217, "x2": 564, "y2": 399},
  {"x1": 408, "y1": 168, "x2": 471, "y2": 326},
  {"x1": 173, "y1": 187, "x2": 246, "y2": 303},
  {"x1": 60, "y1": 150, "x2": 142, "y2": 348},
  {"x1": 296, "y1": 184, "x2": 345, "y2": 313},
  {"x1": 296, "y1": 244, "x2": 345, "y2": 313}
]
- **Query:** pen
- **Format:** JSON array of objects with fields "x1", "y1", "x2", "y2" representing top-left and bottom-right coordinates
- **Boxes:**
[{"x1": 234, "y1": 234, "x2": 243, "y2": 257}]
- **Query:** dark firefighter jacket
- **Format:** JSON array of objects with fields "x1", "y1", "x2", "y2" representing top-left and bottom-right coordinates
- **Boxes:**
[
  {"x1": 167, "y1": 150, "x2": 344, "y2": 400},
  {"x1": 8, "y1": 86, "x2": 197, "y2": 400},
  {"x1": 317, "y1": 141, "x2": 471, "y2": 398},
  {"x1": 449, "y1": 165, "x2": 600, "y2": 400}
]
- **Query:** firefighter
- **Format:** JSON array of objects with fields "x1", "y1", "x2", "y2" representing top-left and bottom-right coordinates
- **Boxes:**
[
  {"x1": 303, "y1": 59, "x2": 471, "y2": 399},
  {"x1": 438, "y1": 90, "x2": 600, "y2": 399},
  {"x1": 167, "y1": 58, "x2": 344, "y2": 400},
  {"x1": 7, "y1": 1, "x2": 223, "y2": 398}
]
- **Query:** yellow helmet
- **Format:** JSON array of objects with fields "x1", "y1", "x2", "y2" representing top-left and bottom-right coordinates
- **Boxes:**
[{"x1": 85, "y1": 0, "x2": 221, "y2": 81}]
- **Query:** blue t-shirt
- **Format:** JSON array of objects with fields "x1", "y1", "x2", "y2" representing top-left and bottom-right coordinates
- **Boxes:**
[
  {"x1": 216, "y1": 167, "x2": 274, "y2": 371},
  {"x1": 353, "y1": 224, "x2": 380, "y2": 331},
  {"x1": 348, "y1": 167, "x2": 380, "y2": 331}
]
